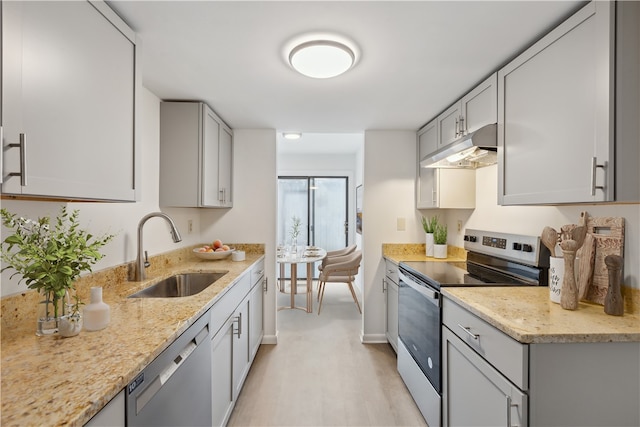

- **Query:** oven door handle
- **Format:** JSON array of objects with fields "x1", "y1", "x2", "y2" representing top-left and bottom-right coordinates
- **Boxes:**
[{"x1": 399, "y1": 272, "x2": 440, "y2": 306}]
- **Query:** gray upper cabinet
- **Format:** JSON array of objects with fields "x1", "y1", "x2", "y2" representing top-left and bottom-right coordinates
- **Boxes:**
[
  {"x1": 160, "y1": 102, "x2": 233, "y2": 208},
  {"x1": 498, "y1": 1, "x2": 639, "y2": 205},
  {"x1": 417, "y1": 120, "x2": 476, "y2": 209},
  {"x1": 437, "y1": 73, "x2": 497, "y2": 149},
  {"x1": 1, "y1": 1, "x2": 140, "y2": 201}
]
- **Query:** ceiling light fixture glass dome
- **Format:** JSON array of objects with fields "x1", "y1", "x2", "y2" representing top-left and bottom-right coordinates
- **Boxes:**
[{"x1": 289, "y1": 40, "x2": 356, "y2": 79}]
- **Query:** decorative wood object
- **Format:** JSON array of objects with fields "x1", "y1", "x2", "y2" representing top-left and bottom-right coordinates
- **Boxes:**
[
  {"x1": 583, "y1": 216, "x2": 625, "y2": 305},
  {"x1": 577, "y1": 233, "x2": 596, "y2": 301},
  {"x1": 604, "y1": 255, "x2": 624, "y2": 316},
  {"x1": 541, "y1": 226, "x2": 559, "y2": 258},
  {"x1": 559, "y1": 226, "x2": 586, "y2": 310}
]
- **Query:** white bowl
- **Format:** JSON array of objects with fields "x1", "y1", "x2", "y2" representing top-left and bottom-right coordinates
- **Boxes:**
[{"x1": 193, "y1": 248, "x2": 235, "y2": 260}]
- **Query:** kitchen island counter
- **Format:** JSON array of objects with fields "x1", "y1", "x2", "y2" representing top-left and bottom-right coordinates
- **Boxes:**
[
  {"x1": 0, "y1": 245, "x2": 264, "y2": 427},
  {"x1": 443, "y1": 286, "x2": 640, "y2": 344}
]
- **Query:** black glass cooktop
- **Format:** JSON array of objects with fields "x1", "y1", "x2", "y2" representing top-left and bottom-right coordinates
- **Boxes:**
[{"x1": 399, "y1": 261, "x2": 482, "y2": 289}]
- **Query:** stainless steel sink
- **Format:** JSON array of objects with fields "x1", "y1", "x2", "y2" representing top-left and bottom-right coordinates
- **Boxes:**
[{"x1": 128, "y1": 272, "x2": 227, "y2": 298}]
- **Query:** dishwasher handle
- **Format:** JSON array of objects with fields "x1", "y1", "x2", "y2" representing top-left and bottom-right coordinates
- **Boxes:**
[{"x1": 135, "y1": 323, "x2": 209, "y2": 415}]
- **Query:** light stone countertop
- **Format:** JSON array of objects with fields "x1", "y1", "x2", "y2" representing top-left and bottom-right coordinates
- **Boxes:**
[
  {"x1": 382, "y1": 243, "x2": 466, "y2": 264},
  {"x1": 443, "y1": 286, "x2": 640, "y2": 344},
  {"x1": 0, "y1": 245, "x2": 264, "y2": 427}
]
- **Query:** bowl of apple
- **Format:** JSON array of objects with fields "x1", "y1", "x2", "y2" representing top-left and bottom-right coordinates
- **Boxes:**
[{"x1": 193, "y1": 240, "x2": 235, "y2": 260}]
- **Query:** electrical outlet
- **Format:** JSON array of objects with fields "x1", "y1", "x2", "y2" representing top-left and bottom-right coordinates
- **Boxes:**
[
  {"x1": 397, "y1": 217, "x2": 406, "y2": 231},
  {"x1": 457, "y1": 220, "x2": 463, "y2": 233},
  {"x1": 188, "y1": 219, "x2": 193, "y2": 234}
]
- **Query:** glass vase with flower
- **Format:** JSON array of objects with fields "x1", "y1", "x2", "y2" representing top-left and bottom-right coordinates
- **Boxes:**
[{"x1": 1, "y1": 207, "x2": 114, "y2": 336}]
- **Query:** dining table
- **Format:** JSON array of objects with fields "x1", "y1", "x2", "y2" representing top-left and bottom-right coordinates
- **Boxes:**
[{"x1": 276, "y1": 246, "x2": 327, "y2": 313}]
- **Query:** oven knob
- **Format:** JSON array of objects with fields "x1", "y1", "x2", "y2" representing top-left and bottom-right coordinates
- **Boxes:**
[
  {"x1": 522, "y1": 244, "x2": 533, "y2": 252},
  {"x1": 467, "y1": 235, "x2": 477, "y2": 243},
  {"x1": 513, "y1": 242, "x2": 522, "y2": 251}
]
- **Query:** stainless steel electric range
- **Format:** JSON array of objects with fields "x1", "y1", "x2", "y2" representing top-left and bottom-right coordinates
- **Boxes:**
[{"x1": 397, "y1": 229, "x2": 549, "y2": 427}]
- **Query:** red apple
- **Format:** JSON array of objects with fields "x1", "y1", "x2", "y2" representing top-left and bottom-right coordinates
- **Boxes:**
[
  {"x1": 212, "y1": 239, "x2": 223, "y2": 249},
  {"x1": 215, "y1": 247, "x2": 225, "y2": 252}
]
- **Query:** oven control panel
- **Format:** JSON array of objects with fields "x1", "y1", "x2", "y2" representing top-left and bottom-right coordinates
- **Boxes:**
[
  {"x1": 464, "y1": 229, "x2": 548, "y2": 267},
  {"x1": 482, "y1": 236, "x2": 507, "y2": 249}
]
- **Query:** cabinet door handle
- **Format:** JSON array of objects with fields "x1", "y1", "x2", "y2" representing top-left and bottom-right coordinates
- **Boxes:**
[
  {"x1": 382, "y1": 278, "x2": 387, "y2": 293},
  {"x1": 6, "y1": 133, "x2": 28, "y2": 186},
  {"x1": 457, "y1": 324, "x2": 479, "y2": 340},
  {"x1": 506, "y1": 395, "x2": 519, "y2": 427},
  {"x1": 263, "y1": 277, "x2": 268, "y2": 293},
  {"x1": 432, "y1": 188, "x2": 437, "y2": 205},
  {"x1": 590, "y1": 157, "x2": 605, "y2": 196},
  {"x1": 455, "y1": 118, "x2": 460, "y2": 137},
  {"x1": 233, "y1": 313, "x2": 242, "y2": 338},
  {"x1": 459, "y1": 116, "x2": 466, "y2": 136}
]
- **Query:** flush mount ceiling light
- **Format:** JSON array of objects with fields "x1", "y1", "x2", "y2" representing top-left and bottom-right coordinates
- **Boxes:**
[
  {"x1": 283, "y1": 132, "x2": 302, "y2": 140},
  {"x1": 285, "y1": 34, "x2": 359, "y2": 79}
]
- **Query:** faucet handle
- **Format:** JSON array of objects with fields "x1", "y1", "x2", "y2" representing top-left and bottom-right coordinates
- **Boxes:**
[{"x1": 144, "y1": 250, "x2": 151, "y2": 268}]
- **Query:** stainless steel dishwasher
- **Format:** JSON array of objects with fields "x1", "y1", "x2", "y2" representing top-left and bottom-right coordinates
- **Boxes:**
[{"x1": 126, "y1": 310, "x2": 211, "y2": 426}]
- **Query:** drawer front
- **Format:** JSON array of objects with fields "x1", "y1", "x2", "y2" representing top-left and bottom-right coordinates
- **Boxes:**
[
  {"x1": 385, "y1": 259, "x2": 399, "y2": 284},
  {"x1": 443, "y1": 298, "x2": 528, "y2": 390},
  {"x1": 210, "y1": 273, "x2": 251, "y2": 336},
  {"x1": 251, "y1": 259, "x2": 265, "y2": 287}
]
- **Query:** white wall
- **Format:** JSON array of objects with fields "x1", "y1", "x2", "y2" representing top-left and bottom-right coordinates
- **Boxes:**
[
  {"x1": 445, "y1": 165, "x2": 640, "y2": 289},
  {"x1": 361, "y1": 130, "x2": 420, "y2": 343},
  {"x1": 200, "y1": 130, "x2": 278, "y2": 342},
  {"x1": 1, "y1": 88, "x2": 202, "y2": 297}
]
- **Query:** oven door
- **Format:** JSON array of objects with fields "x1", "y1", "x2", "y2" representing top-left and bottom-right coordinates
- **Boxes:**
[{"x1": 398, "y1": 269, "x2": 441, "y2": 393}]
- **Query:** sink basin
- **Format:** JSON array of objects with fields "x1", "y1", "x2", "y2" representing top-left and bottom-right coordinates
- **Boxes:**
[{"x1": 128, "y1": 272, "x2": 227, "y2": 298}]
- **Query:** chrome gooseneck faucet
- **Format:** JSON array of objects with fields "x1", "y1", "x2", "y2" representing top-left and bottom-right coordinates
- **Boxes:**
[{"x1": 134, "y1": 212, "x2": 182, "y2": 281}]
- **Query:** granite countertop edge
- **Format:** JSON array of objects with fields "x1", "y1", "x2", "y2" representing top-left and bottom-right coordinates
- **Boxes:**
[
  {"x1": 0, "y1": 249, "x2": 264, "y2": 427},
  {"x1": 442, "y1": 287, "x2": 640, "y2": 345}
]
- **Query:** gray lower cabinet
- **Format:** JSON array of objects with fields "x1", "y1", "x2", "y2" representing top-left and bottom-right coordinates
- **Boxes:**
[
  {"x1": 443, "y1": 328, "x2": 527, "y2": 427},
  {"x1": 384, "y1": 259, "x2": 399, "y2": 353},
  {"x1": 84, "y1": 390, "x2": 125, "y2": 427},
  {"x1": 211, "y1": 315, "x2": 234, "y2": 426},
  {"x1": 498, "y1": 0, "x2": 639, "y2": 204},
  {"x1": 1, "y1": 0, "x2": 139, "y2": 201},
  {"x1": 443, "y1": 297, "x2": 640, "y2": 426},
  {"x1": 249, "y1": 260, "x2": 265, "y2": 361},
  {"x1": 210, "y1": 261, "x2": 264, "y2": 426},
  {"x1": 160, "y1": 101, "x2": 233, "y2": 208}
]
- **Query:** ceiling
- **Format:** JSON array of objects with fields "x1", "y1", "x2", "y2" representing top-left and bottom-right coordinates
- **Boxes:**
[{"x1": 108, "y1": 1, "x2": 584, "y2": 136}]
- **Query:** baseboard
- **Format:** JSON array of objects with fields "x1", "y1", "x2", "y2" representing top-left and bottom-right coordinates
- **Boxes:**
[
  {"x1": 261, "y1": 332, "x2": 278, "y2": 345},
  {"x1": 360, "y1": 332, "x2": 388, "y2": 344}
]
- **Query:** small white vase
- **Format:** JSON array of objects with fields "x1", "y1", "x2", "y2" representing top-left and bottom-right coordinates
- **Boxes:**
[
  {"x1": 425, "y1": 233, "x2": 434, "y2": 257},
  {"x1": 433, "y1": 244, "x2": 447, "y2": 259},
  {"x1": 83, "y1": 287, "x2": 110, "y2": 331},
  {"x1": 59, "y1": 314, "x2": 82, "y2": 337},
  {"x1": 549, "y1": 256, "x2": 564, "y2": 303}
]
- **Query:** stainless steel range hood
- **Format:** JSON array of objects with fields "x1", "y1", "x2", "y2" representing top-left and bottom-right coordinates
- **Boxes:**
[{"x1": 420, "y1": 123, "x2": 497, "y2": 169}]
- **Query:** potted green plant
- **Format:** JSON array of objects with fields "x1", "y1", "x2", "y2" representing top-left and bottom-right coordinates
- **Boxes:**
[
  {"x1": 433, "y1": 223, "x2": 448, "y2": 259},
  {"x1": 421, "y1": 216, "x2": 439, "y2": 257},
  {"x1": 0, "y1": 207, "x2": 114, "y2": 336}
]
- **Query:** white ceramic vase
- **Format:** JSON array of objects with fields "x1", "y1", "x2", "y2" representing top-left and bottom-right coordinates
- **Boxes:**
[
  {"x1": 434, "y1": 244, "x2": 447, "y2": 259},
  {"x1": 549, "y1": 256, "x2": 564, "y2": 303},
  {"x1": 425, "y1": 233, "x2": 434, "y2": 257}
]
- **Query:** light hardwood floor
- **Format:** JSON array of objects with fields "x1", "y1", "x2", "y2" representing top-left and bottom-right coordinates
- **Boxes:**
[{"x1": 227, "y1": 281, "x2": 427, "y2": 426}]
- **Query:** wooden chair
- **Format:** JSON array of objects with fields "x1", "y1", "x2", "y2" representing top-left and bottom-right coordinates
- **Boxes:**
[{"x1": 317, "y1": 250, "x2": 362, "y2": 315}]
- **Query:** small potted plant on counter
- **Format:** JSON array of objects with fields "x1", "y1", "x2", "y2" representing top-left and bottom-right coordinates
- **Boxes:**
[
  {"x1": 433, "y1": 223, "x2": 448, "y2": 259},
  {"x1": 421, "y1": 215, "x2": 439, "y2": 257},
  {"x1": 0, "y1": 206, "x2": 114, "y2": 336}
]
